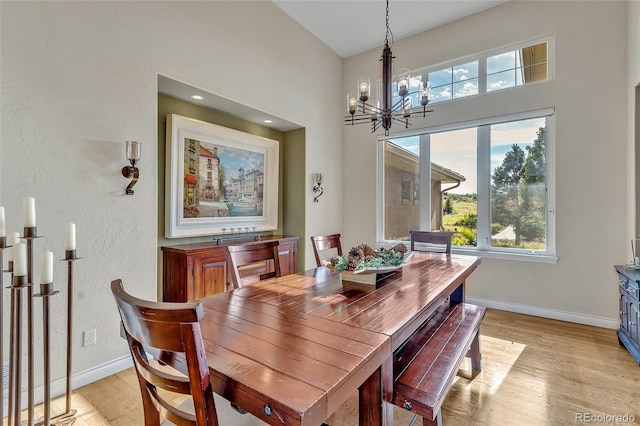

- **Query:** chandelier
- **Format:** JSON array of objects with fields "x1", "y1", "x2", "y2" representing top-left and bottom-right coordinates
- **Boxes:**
[{"x1": 345, "y1": 0, "x2": 432, "y2": 136}]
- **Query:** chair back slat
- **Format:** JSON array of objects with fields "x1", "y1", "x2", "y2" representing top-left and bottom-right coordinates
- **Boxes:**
[
  {"x1": 409, "y1": 230, "x2": 453, "y2": 254},
  {"x1": 111, "y1": 279, "x2": 218, "y2": 426},
  {"x1": 310, "y1": 233, "x2": 343, "y2": 267},
  {"x1": 227, "y1": 241, "x2": 281, "y2": 289}
]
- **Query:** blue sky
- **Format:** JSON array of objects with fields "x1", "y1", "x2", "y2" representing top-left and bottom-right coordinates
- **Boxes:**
[
  {"x1": 201, "y1": 141, "x2": 264, "y2": 184},
  {"x1": 389, "y1": 117, "x2": 544, "y2": 194}
]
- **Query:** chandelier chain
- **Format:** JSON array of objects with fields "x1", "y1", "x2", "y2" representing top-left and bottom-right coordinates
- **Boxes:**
[{"x1": 385, "y1": 0, "x2": 393, "y2": 47}]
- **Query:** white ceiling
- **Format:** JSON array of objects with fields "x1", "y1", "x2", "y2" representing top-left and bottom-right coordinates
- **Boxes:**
[
  {"x1": 272, "y1": 0, "x2": 510, "y2": 58},
  {"x1": 158, "y1": 1, "x2": 510, "y2": 131}
]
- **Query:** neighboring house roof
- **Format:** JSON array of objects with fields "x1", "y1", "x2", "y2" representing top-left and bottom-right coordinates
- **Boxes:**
[{"x1": 384, "y1": 141, "x2": 466, "y2": 184}]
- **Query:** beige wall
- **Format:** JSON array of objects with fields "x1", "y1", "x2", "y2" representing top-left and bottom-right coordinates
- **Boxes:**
[
  {"x1": 344, "y1": 0, "x2": 629, "y2": 326},
  {"x1": 157, "y1": 93, "x2": 307, "y2": 299},
  {"x1": 629, "y1": 1, "x2": 640, "y2": 242},
  {"x1": 0, "y1": 0, "x2": 342, "y2": 391}
]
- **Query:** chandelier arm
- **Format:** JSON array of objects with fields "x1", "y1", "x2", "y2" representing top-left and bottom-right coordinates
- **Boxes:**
[
  {"x1": 345, "y1": 116, "x2": 377, "y2": 123},
  {"x1": 357, "y1": 100, "x2": 386, "y2": 114}
]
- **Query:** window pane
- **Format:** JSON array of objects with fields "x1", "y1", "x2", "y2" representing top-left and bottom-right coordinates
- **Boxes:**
[
  {"x1": 487, "y1": 70, "x2": 516, "y2": 92},
  {"x1": 431, "y1": 128, "x2": 478, "y2": 247},
  {"x1": 453, "y1": 78, "x2": 478, "y2": 98},
  {"x1": 428, "y1": 68, "x2": 452, "y2": 87},
  {"x1": 487, "y1": 42, "x2": 548, "y2": 93},
  {"x1": 383, "y1": 138, "x2": 420, "y2": 241},
  {"x1": 490, "y1": 118, "x2": 546, "y2": 251},
  {"x1": 453, "y1": 61, "x2": 478, "y2": 82},
  {"x1": 520, "y1": 42, "x2": 548, "y2": 83},
  {"x1": 487, "y1": 51, "x2": 516, "y2": 74}
]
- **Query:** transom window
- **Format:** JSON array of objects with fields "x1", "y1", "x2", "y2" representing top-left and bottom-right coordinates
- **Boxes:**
[{"x1": 391, "y1": 37, "x2": 551, "y2": 108}]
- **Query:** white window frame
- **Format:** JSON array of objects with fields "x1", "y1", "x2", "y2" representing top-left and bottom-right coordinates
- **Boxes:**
[
  {"x1": 407, "y1": 35, "x2": 554, "y2": 106},
  {"x1": 376, "y1": 108, "x2": 557, "y2": 263}
]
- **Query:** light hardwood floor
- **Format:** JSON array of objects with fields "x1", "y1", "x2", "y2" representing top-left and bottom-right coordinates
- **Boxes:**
[{"x1": 15, "y1": 309, "x2": 640, "y2": 425}]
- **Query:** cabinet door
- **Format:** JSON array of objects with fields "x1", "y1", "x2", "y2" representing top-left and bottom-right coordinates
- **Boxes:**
[
  {"x1": 278, "y1": 240, "x2": 297, "y2": 275},
  {"x1": 621, "y1": 292, "x2": 630, "y2": 333},
  {"x1": 630, "y1": 301, "x2": 640, "y2": 343},
  {"x1": 192, "y1": 255, "x2": 228, "y2": 299}
]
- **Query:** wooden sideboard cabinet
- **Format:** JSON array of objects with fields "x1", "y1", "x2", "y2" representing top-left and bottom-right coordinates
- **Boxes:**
[
  {"x1": 615, "y1": 265, "x2": 640, "y2": 365},
  {"x1": 161, "y1": 236, "x2": 298, "y2": 302}
]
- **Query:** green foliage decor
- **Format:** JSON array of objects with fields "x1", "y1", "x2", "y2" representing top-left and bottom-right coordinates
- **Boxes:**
[{"x1": 328, "y1": 243, "x2": 408, "y2": 272}]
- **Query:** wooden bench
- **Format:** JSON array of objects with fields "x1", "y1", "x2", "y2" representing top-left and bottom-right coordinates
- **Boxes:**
[{"x1": 392, "y1": 303, "x2": 486, "y2": 426}]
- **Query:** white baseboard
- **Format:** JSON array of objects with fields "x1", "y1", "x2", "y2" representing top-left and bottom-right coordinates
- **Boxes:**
[
  {"x1": 3, "y1": 354, "x2": 133, "y2": 415},
  {"x1": 467, "y1": 297, "x2": 619, "y2": 330},
  {"x1": 1, "y1": 299, "x2": 620, "y2": 416}
]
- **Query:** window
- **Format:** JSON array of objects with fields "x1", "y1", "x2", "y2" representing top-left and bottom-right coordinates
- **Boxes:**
[
  {"x1": 394, "y1": 38, "x2": 551, "y2": 107},
  {"x1": 380, "y1": 109, "x2": 554, "y2": 258},
  {"x1": 487, "y1": 42, "x2": 548, "y2": 92},
  {"x1": 429, "y1": 61, "x2": 479, "y2": 103}
]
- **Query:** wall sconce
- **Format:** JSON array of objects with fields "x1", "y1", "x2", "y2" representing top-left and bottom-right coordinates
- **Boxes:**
[
  {"x1": 122, "y1": 141, "x2": 141, "y2": 195},
  {"x1": 313, "y1": 173, "x2": 323, "y2": 203}
]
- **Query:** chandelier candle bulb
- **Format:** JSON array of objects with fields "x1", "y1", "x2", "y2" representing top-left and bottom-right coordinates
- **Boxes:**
[
  {"x1": 65, "y1": 223, "x2": 76, "y2": 251},
  {"x1": 348, "y1": 93, "x2": 357, "y2": 114},
  {"x1": 397, "y1": 69, "x2": 410, "y2": 97},
  {"x1": 41, "y1": 251, "x2": 53, "y2": 284},
  {"x1": 358, "y1": 75, "x2": 370, "y2": 101},
  {"x1": 13, "y1": 242, "x2": 27, "y2": 277},
  {"x1": 23, "y1": 197, "x2": 36, "y2": 227}
]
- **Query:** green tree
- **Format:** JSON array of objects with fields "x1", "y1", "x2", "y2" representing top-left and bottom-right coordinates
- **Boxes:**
[
  {"x1": 491, "y1": 126, "x2": 546, "y2": 246},
  {"x1": 491, "y1": 144, "x2": 525, "y2": 244},
  {"x1": 443, "y1": 197, "x2": 453, "y2": 215}
]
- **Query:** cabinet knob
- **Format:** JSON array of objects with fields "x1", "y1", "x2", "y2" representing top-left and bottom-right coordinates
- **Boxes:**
[
  {"x1": 404, "y1": 401, "x2": 412, "y2": 410},
  {"x1": 264, "y1": 404, "x2": 272, "y2": 416}
]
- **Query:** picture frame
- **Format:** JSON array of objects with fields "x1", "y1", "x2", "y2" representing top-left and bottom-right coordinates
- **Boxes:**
[{"x1": 165, "y1": 114, "x2": 279, "y2": 238}]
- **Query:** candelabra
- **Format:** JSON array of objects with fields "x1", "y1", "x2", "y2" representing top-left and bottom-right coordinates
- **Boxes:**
[
  {"x1": 0, "y1": 235, "x2": 6, "y2": 426},
  {"x1": 215, "y1": 226, "x2": 261, "y2": 245},
  {"x1": 2, "y1": 199, "x2": 79, "y2": 426}
]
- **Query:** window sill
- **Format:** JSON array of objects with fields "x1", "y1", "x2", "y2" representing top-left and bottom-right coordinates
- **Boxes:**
[{"x1": 452, "y1": 247, "x2": 558, "y2": 264}]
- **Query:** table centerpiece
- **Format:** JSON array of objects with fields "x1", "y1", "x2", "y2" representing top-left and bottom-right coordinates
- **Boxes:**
[{"x1": 324, "y1": 243, "x2": 411, "y2": 284}]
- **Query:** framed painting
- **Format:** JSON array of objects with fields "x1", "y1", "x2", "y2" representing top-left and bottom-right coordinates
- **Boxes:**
[{"x1": 165, "y1": 114, "x2": 279, "y2": 238}]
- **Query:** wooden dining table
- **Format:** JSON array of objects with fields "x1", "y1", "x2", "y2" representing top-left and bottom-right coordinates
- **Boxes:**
[{"x1": 196, "y1": 251, "x2": 481, "y2": 426}]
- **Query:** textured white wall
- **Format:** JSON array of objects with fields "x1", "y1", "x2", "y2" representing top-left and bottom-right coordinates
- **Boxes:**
[
  {"x1": 344, "y1": 1, "x2": 629, "y2": 324},
  {"x1": 1, "y1": 1, "x2": 343, "y2": 387}
]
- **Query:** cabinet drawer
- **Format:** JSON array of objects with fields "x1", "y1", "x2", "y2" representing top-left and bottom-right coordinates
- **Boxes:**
[{"x1": 620, "y1": 275, "x2": 640, "y2": 300}]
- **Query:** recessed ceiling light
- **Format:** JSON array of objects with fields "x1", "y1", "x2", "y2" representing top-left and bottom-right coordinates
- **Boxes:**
[
  {"x1": 264, "y1": 120, "x2": 273, "y2": 124},
  {"x1": 190, "y1": 95, "x2": 204, "y2": 100}
]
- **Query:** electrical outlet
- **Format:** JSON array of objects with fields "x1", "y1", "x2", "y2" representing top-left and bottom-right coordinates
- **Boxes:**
[{"x1": 83, "y1": 328, "x2": 97, "y2": 347}]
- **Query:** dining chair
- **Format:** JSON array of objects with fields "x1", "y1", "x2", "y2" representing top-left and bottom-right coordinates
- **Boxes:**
[
  {"x1": 409, "y1": 230, "x2": 454, "y2": 254},
  {"x1": 111, "y1": 279, "x2": 219, "y2": 426},
  {"x1": 310, "y1": 233, "x2": 343, "y2": 267},
  {"x1": 227, "y1": 240, "x2": 281, "y2": 289}
]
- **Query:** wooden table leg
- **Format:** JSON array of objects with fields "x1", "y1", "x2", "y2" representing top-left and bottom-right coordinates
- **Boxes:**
[
  {"x1": 359, "y1": 367, "x2": 381, "y2": 426},
  {"x1": 358, "y1": 356, "x2": 393, "y2": 426}
]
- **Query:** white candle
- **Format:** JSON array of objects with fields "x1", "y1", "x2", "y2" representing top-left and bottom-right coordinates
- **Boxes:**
[
  {"x1": 7, "y1": 231, "x2": 20, "y2": 262},
  {"x1": 41, "y1": 251, "x2": 53, "y2": 284},
  {"x1": 23, "y1": 197, "x2": 36, "y2": 227},
  {"x1": 13, "y1": 242, "x2": 27, "y2": 277},
  {"x1": 66, "y1": 223, "x2": 76, "y2": 251},
  {"x1": 0, "y1": 206, "x2": 5, "y2": 237}
]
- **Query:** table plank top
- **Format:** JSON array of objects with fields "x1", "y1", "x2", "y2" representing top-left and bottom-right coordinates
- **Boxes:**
[{"x1": 197, "y1": 251, "x2": 480, "y2": 425}]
